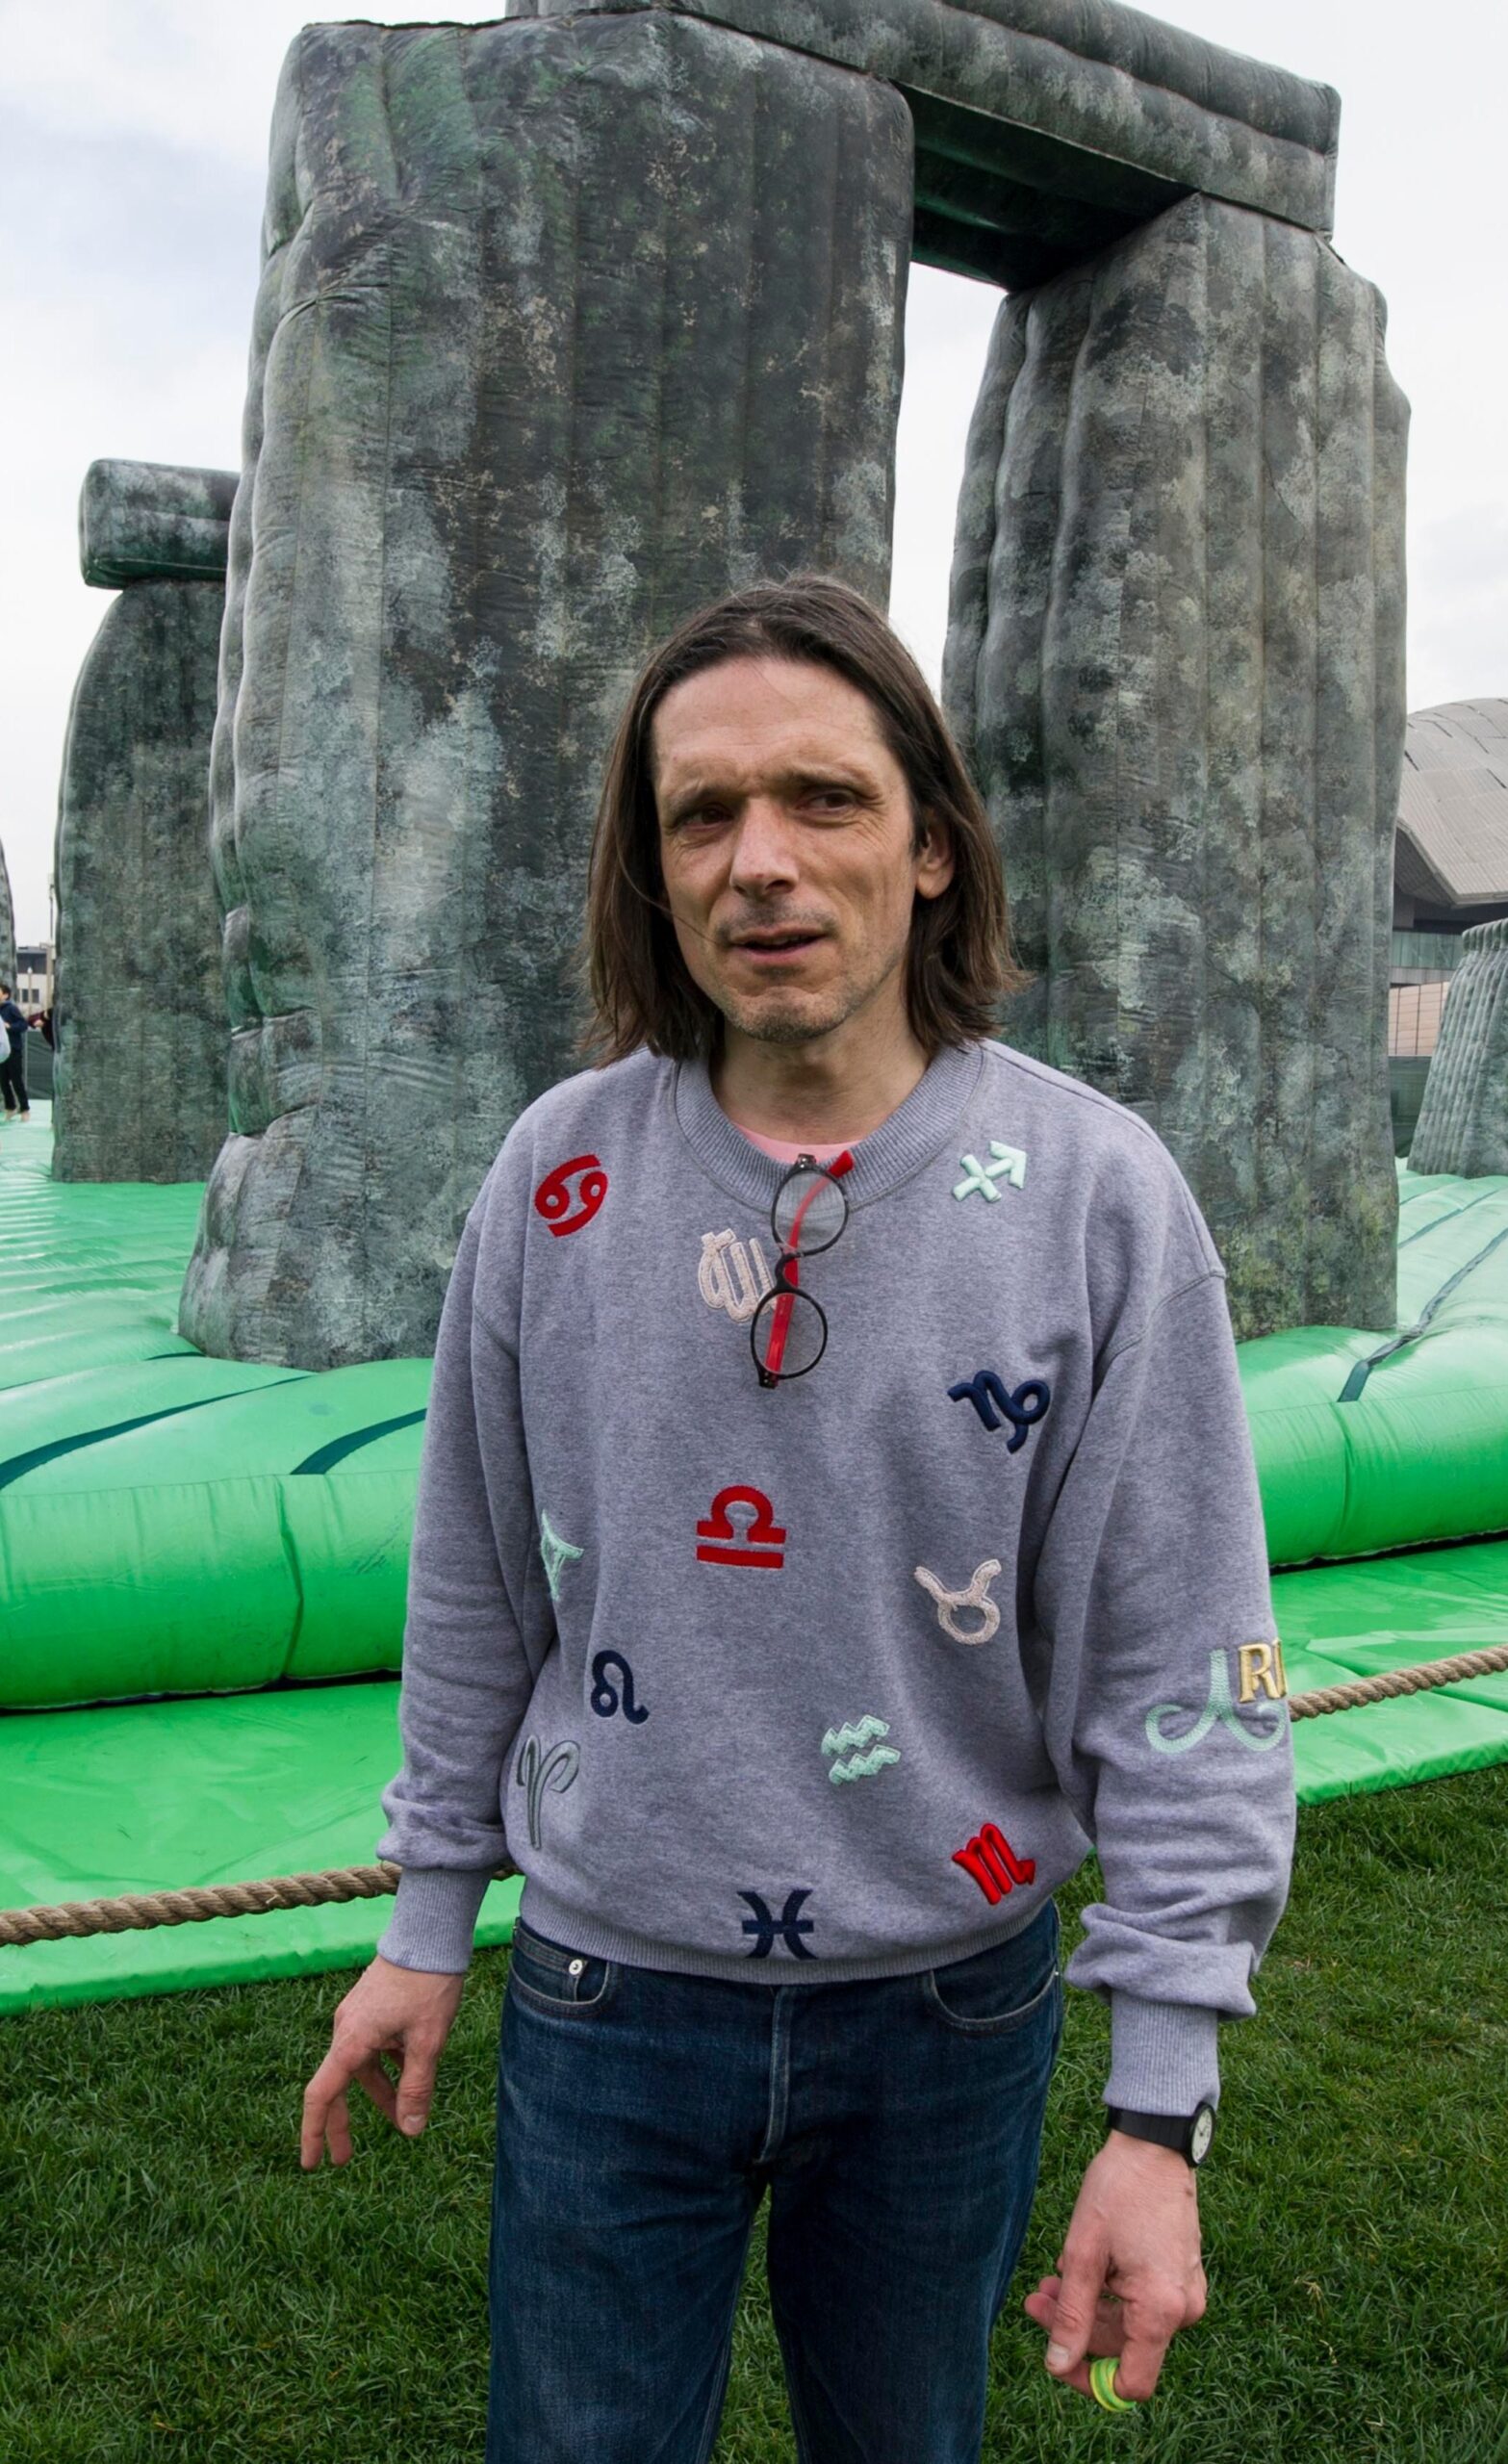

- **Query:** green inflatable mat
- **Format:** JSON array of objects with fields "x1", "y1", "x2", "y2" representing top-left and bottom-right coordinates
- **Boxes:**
[
  {"x1": 0, "y1": 1681, "x2": 522, "y2": 2015},
  {"x1": 5, "y1": 1536, "x2": 1508, "y2": 2014},
  {"x1": 4, "y1": 1114, "x2": 1508, "y2": 2012}
]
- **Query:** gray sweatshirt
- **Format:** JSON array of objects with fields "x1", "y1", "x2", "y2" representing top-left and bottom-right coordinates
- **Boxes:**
[{"x1": 377, "y1": 1038, "x2": 1295, "y2": 2114}]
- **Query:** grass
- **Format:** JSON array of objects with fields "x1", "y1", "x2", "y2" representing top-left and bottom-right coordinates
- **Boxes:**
[{"x1": 4, "y1": 1765, "x2": 1507, "y2": 2464}]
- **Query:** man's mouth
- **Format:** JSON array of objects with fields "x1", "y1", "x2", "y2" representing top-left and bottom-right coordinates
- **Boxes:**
[{"x1": 728, "y1": 927, "x2": 826, "y2": 959}]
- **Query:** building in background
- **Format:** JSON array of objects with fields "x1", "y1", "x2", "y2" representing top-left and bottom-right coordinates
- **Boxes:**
[
  {"x1": 14, "y1": 942, "x2": 53, "y2": 1013},
  {"x1": 1391, "y1": 701, "x2": 1508, "y2": 1153}
]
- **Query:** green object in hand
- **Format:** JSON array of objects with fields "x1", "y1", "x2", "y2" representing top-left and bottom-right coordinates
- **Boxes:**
[{"x1": 1088, "y1": 2355, "x2": 1137, "y2": 2414}]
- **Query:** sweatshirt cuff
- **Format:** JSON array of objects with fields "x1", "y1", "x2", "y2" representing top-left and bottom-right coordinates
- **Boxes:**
[
  {"x1": 375, "y1": 1866, "x2": 493, "y2": 1974},
  {"x1": 1105, "y1": 1994, "x2": 1221, "y2": 2115}
]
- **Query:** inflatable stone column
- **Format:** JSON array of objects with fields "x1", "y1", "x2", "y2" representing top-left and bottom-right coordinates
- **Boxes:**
[
  {"x1": 180, "y1": 13, "x2": 911, "y2": 1369},
  {"x1": 53, "y1": 460, "x2": 235, "y2": 1182},
  {"x1": 946, "y1": 194, "x2": 1408, "y2": 1341},
  {"x1": 1409, "y1": 921, "x2": 1508, "y2": 1174},
  {"x1": 0, "y1": 844, "x2": 13, "y2": 998}
]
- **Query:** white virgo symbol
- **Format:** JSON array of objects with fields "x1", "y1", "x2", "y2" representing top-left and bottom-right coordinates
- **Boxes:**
[
  {"x1": 698, "y1": 1228, "x2": 774, "y2": 1322},
  {"x1": 913, "y1": 1558, "x2": 1003, "y2": 1645}
]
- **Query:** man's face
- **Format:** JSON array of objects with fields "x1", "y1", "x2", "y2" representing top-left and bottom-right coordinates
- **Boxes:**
[{"x1": 650, "y1": 654, "x2": 954, "y2": 1051}]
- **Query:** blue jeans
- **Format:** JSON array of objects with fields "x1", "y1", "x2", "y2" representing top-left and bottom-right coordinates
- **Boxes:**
[{"x1": 486, "y1": 1899, "x2": 1063, "y2": 2464}]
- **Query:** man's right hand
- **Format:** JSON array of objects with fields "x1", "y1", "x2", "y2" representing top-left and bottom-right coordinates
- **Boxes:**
[{"x1": 300, "y1": 1953, "x2": 466, "y2": 2169}]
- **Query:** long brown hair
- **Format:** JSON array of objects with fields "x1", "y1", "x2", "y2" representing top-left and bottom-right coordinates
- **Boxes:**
[{"x1": 582, "y1": 574, "x2": 1029, "y2": 1063}]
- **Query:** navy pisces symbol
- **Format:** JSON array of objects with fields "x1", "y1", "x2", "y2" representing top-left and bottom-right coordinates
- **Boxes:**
[
  {"x1": 590, "y1": 1649, "x2": 648, "y2": 1724},
  {"x1": 738, "y1": 1888, "x2": 815, "y2": 1960},
  {"x1": 948, "y1": 1370, "x2": 1051, "y2": 1451}
]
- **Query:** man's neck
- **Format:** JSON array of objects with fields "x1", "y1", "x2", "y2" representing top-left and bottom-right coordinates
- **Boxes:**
[{"x1": 710, "y1": 1013, "x2": 932, "y2": 1147}]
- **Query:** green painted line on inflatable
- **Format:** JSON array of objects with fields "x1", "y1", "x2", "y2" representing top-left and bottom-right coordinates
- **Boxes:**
[{"x1": 294, "y1": 1408, "x2": 430, "y2": 1476}]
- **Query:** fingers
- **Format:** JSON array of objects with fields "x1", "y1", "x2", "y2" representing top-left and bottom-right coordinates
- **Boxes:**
[
  {"x1": 1042, "y1": 2234, "x2": 1109, "y2": 2381},
  {"x1": 393, "y1": 2040, "x2": 441, "y2": 2139},
  {"x1": 301, "y1": 2051, "x2": 356, "y2": 2171},
  {"x1": 1022, "y1": 2278, "x2": 1124, "y2": 2356},
  {"x1": 1113, "y1": 2266, "x2": 1206, "y2": 2402}
]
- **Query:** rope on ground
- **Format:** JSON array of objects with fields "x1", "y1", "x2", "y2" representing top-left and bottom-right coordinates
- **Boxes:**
[
  {"x1": 1285, "y1": 1639, "x2": 1508, "y2": 1719},
  {"x1": 5, "y1": 1643, "x2": 1508, "y2": 1948}
]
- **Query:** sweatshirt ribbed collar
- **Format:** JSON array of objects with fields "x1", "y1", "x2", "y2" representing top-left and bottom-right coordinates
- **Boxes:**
[{"x1": 673, "y1": 1040, "x2": 984, "y2": 1213}]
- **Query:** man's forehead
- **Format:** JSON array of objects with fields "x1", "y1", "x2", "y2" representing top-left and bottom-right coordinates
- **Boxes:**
[{"x1": 651, "y1": 662, "x2": 891, "y2": 789}]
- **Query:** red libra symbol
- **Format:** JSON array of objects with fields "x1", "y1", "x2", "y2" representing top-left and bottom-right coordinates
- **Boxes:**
[
  {"x1": 533, "y1": 1153, "x2": 608, "y2": 1238},
  {"x1": 951, "y1": 1822, "x2": 1036, "y2": 1906},
  {"x1": 696, "y1": 1485, "x2": 787, "y2": 1570}
]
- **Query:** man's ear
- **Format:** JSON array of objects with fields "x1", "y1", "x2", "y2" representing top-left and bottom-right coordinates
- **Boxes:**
[{"x1": 914, "y1": 811, "x2": 956, "y2": 902}]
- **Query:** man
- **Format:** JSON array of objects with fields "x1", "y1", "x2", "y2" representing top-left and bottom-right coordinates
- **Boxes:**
[
  {"x1": 0, "y1": 983, "x2": 30, "y2": 1121},
  {"x1": 303, "y1": 577, "x2": 1295, "y2": 2462}
]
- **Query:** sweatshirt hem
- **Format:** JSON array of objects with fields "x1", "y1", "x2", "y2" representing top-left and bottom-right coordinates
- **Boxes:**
[{"x1": 518, "y1": 1879, "x2": 1049, "y2": 1986}]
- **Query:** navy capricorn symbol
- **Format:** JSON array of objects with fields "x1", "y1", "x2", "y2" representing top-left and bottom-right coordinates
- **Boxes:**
[
  {"x1": 948, "y1": 1370, "x2": 1051, "y2": 1450},
  {"x1": 738, "y1": 1888, "x2": 815, "y2": 1960}
]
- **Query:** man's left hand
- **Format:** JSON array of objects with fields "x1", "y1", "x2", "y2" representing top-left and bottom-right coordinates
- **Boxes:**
[{"x1": 1022, "y1": 2130, "x2": 1206, "y2": 2401}]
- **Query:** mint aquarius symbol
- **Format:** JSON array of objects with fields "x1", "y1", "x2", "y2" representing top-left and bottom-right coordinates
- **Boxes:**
[{"x1": 515, "y1": 1734, "x2": 581, "y2": 1846}]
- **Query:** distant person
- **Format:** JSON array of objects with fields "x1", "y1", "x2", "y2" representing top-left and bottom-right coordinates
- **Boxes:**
[
  {"x1": 0, "y1": 983, "x2": 30, "y2": 1121},
  {"x1": 36, "y1": 1008, "x2": 54, "y2": 1050}
]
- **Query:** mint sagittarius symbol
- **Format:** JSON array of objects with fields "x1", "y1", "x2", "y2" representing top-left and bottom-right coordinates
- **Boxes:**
[
  {"x1": 954, "y1": 1142, "x2": 1027, "y2": 1201},
  {"x1": 739, "y1": 1888, "x2": 815, "y2": 1959},
  {"x1": 539, "y1": 1510, "x2": 582, "y2": 1605},
  {"x1": 1146, "y1": 1651, "x2": 1288, "y2": 1756},
  {"x1": 822, "y1": 1715, "x2": 901, "y2": 1784}
]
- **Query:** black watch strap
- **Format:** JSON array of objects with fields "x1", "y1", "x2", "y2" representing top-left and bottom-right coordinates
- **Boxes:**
[{"x1": 1106, "y1": 2103, "x2": 1215, "y2": 2167}]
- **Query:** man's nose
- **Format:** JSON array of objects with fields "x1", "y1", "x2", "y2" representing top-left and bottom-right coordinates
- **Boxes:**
[{"x1": 728, "y1": 797, "x2": 799, "y2": 894}]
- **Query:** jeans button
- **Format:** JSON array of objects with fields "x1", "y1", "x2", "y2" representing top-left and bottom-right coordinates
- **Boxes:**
[{"x1": 568, "y1": 1959, "x2": 584, "y2": 1978}]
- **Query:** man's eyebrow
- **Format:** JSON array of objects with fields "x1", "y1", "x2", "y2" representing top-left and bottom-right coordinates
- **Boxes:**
[{"x1": 659, "y1": 764, "x2": 878, "y2": 819}]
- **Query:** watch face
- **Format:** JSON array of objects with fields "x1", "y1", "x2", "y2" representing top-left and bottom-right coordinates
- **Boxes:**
[{"x1": 1190, "y1": 2105, "x2": 1215, "y2": 2166}]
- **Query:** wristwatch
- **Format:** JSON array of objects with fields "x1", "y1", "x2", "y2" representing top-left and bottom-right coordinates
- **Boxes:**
[{"x1": 1105, "y1": 2102, "x2": 1215, "y2": 2168}]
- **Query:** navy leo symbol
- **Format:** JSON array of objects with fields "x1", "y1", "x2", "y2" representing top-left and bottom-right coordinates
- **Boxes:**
[
  {"x1": 590, "y1": 1649, "x2": 649, "y2": 1724},
  {"x1": 738, "y1": 1888, "x2": 815, "y2": 1960},
  {"x1": 948, "y1": 1370, "x2": 1052, "y2": 1451}
]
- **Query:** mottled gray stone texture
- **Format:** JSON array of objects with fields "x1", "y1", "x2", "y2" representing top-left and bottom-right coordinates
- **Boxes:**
[
  {"x1": 80, "y1": 459, "x2": 237, "y2": 589},
  {"x1": 0, "y1": 845, "x2": 14, "y2": 993},
  {"x1": 945, "y1": 194, "x2": 1408, "y2": 1341},
  {"x1": 506, "y1": 0, "x2": 1338, "y2": 285},
  {"x1": 1409, "y1": 921, "x2": 1508, "y2": 1175},
  {"x1": 53, "y1": 579, "x2": 228, "y2": 1181},
  {"x1": 180, "y1": 12, "x2": 911, "y2": 1369}
]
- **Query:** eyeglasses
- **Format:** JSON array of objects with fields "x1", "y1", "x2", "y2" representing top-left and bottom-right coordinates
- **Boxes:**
[{"x1": 752, "y1": 1152, "x2": 853, "y2": 1387}]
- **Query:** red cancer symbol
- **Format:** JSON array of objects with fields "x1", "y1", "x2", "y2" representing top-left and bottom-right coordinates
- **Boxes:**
[{"x1": 533, "y1": 1153, "x2": 608, "y2": 1238}]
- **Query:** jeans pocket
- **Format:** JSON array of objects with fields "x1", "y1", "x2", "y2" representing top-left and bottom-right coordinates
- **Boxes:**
[
  {"x1": 923, "y1": 1901, "x2": 1061, "y2": 2037},
  {"x1": 506, "y1": 1921, "x2": 618, "y2": 2017}
]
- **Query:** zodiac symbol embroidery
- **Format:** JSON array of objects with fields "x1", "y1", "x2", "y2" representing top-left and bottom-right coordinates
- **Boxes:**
[
  {"x1": 590, "y1": 1649, "x2": 648, "y2": 1724},
  {"x1": 533, "y1": 1153, "x2": 608, "y2": 1238},
  {"x1": 1145, "y1": 1648, "x2": 1289, "y2": 1756},
  {"x1": 738, "y1": 1887, "x2": 815, "y2": 1959},
  {"x1": 952, "y1": 1822, "x2": 1036, "y2": 1905},
  {"x1": 954, "y1": 1142, "x2": 1027, "y2": 1202},
  {"x1": 698, "y1": 1228, "x2": 775, "y2": 1322},
  {"x1": 514, "y1": 1735, "x2": 581, "y2": 1848},
  {"x1": 696, "y1": 1484, "x2": 787, "y2": 1569},
  {"x1": 948, "y1": 1370, "x2": 1052, "y2": 1450},
  {"x1": 821, "y1": 1715, "x2": 901, "y2": 1784},
  {"x1": 539, "y1": 1510, "x2": 583, "y2": 1605},
  {"x1": 913, "y1": 1557, "x2": 1003, "y2": 1644}
]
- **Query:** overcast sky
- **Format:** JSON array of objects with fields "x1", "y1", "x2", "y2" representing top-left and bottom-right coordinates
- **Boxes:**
[{"x1": 1, "y1": 0, "x2": 1503, "y2": 941}]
